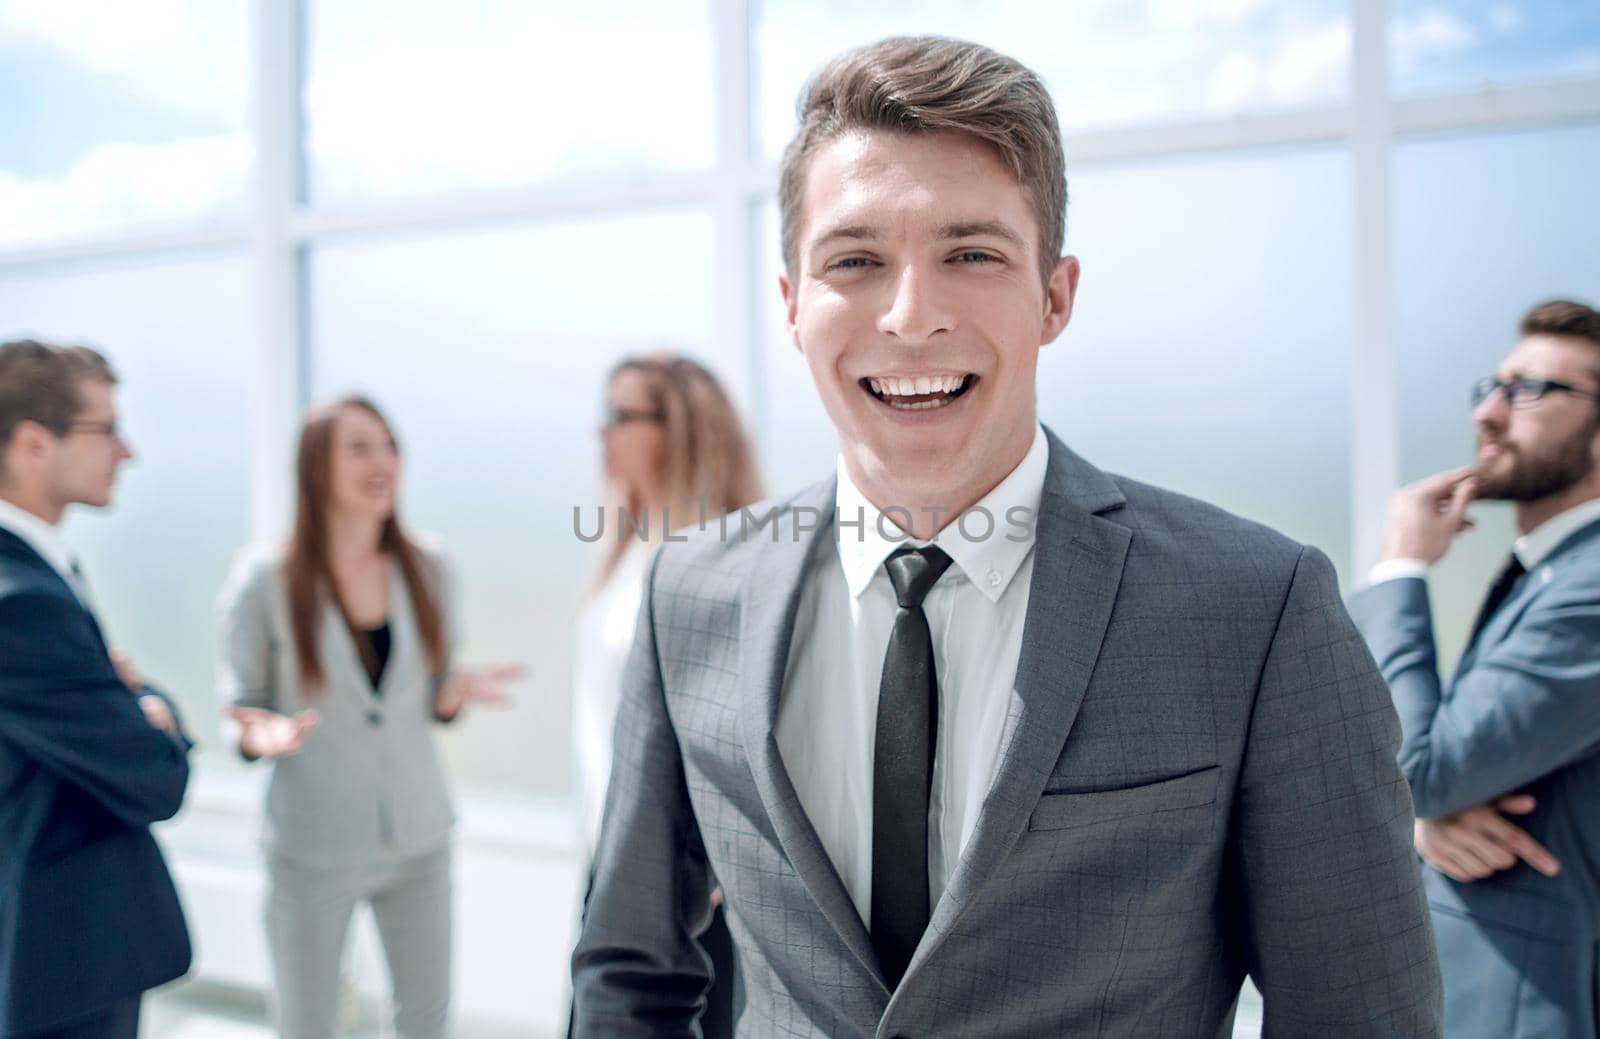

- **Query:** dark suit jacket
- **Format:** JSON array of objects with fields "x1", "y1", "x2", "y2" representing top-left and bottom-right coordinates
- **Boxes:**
[
  {"x1": 573, "y1": 429, "x2": 1442, "y2": 1037},
  {"x1": 1350, "y1": 518, "x2": 1600, "y2": 1038},
  {"x1": 0, "y1": 527, "x2": 192, "y2": 1037}
]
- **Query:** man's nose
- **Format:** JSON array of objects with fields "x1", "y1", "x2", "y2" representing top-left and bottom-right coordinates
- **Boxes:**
[
  {"x1": 878, "y1": 265, "x2": 954, "y2": 342},
  {"x1": 1473, "y1": 385, "x2": 1510, "y2": 426}
]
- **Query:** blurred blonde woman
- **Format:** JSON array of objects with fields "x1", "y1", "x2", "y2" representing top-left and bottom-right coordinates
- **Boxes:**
[
  {"x1": 572, "y1": 355, "x2": 762, "y2": 1035},
  {"x1": 217, "y1": 396, "x2": 517, "y2": 1039},
  {"x1": 574, "y1": 355, "x2": 764, "y2": 851}
]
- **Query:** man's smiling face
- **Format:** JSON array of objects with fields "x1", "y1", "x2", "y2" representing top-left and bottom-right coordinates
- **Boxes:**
[{"x1": 779, "y1": 129, "x2": 1078, "y2": 517}]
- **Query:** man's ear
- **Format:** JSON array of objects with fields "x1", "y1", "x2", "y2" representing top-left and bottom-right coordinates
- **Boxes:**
[
  {"x1": 0, "y1": 421, "x2": 50, "y2": 486},
  {"x1": 779, "y1": 271, "x2": 803, "y2": 351},
  {"x1": 1039, "y1": 255, "x2": 1080, "y2": 346}
]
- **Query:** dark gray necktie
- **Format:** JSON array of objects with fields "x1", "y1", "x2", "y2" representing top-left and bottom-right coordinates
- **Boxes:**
[
  {"x1": 871, "y1": 544, "x2": 953, "y2": 988},
  {"x1": 1467, "y1": 554, "x2": 1527, "y2": 646},
  {"x1": 68, "y1": 558, "x2": 92, "y2": 603}
]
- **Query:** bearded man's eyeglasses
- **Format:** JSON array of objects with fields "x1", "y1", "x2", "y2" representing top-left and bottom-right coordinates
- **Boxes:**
[{"x1": 1470, "y1": 376, "x2": 1600, "y2": 409}]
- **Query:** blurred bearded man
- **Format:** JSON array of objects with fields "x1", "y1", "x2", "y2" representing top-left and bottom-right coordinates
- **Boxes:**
[{"x1": 1351, "y1": 298, "x2": 1600, "y2": 1038}]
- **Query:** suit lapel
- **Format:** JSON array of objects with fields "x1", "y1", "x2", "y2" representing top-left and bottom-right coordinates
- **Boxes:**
[
  {"x1": 374, "y1": 559, "x2": 412, "y2": 701},
  {"x1": 0, "y1": 527, "x2": 109, "y2": 652},
  {"x1": 912, "y1": 430, "x2": 1131, "y2": 977},
  {"x1": 736, "y1": 481, "x2": 886, "y2": 989},
  {"x1": 1455, "y1": 517, "x2": 1600, "y2": 677}
]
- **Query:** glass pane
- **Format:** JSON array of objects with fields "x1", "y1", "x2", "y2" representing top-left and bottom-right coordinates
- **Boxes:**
[
  {"x1": 754, "y1": 0, "x2": 1350, "y2": 160},
  {"x1": 1396, "y1": 122, "x2": 1600, "y2": 668},
  {"x1": 1041, "y1": 148, "x2": 1354, "y2": 584},
  {"x1": 0, "y1": 2, "x2": 250, "y2": 246},
  {"x1": 755, "y1": 147, "x2": 1354, "y2": 584},
  {"x1": 1392, "y1": 1, "x2": 1600, "y2": 96},
  {"x1": 754, "y1": 200, "x2": 837, "y2": 495},
  {"x1": 307, "y1": 0, "x2": 715, "y2": 205},
  {"x1": 309, "y1": 210, "x2": 721, "y2": 795},
  {"x1": 0, "y1": 252, "x2": 255, "y2": 753}
]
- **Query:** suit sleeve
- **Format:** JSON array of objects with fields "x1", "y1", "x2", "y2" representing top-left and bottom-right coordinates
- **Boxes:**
[
  {"x1": 423, "y1": 546, "x2": 462, "y2": 723},
  {"x1": 570, "y1": 550, "x2": 716, "y2": 1037},
  {"x1": 1236, "y1": 547, "x2": 1442, "y2": 1036},
  {"x1": 138, "y1": 683, "x2": 195, "y2": 751},
  {"x1": 1349, "y1": 574, "x2": 1600, "y2": 817},
  {"x1": 216, "y1": 550, "x2": 278, "y2": 713},
  {"x1": 0, "y1": 589, "x2": 190, "y2": 826}
]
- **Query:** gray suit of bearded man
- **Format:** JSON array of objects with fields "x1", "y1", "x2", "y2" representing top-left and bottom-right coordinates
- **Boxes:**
[{"x1": 572, "y1": 35, "x2": 1441, "y2": 1038}]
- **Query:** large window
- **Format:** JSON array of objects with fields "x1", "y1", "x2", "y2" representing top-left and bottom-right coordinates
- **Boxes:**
[{"x1": 3, "y1": 1, "x2": 1597, "y2": 805}]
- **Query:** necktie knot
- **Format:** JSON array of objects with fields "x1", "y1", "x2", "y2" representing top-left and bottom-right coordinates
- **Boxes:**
[{"x1": 884, "y1": 545, "x2": 953, "y2": 609}]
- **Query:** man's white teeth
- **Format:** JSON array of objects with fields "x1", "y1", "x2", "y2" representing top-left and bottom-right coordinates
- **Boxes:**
[
  {"x1": 867, "y1": 374, "x2": 967, "y2": 396},
  {"x1": 888, "y1": 396, "x2": 955, "y2": 410}
]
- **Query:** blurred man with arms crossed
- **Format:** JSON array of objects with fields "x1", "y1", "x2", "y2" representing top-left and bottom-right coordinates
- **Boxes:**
[
  {"x1": 1351, "y1": 299, "x2": 1600, "y2": 1037},
  {"x1": 0, "y1": 340, "x2": 191, "y2": 1039},
  {"x1": 574, "y1": 37, "x2": 1441, "y2": 1036}
]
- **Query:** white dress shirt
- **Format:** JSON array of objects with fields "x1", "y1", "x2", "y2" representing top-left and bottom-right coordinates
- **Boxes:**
[
  {"x1": 0, "y1": 496, "x2": 89, "y2": 604},
  {"x1": 573, "y1": 543, "x2": 649, "y2": 856},
  {"x1": 777, "y1": 424, "x2": 1048, "y2": 924},
  {"x1": 1367, "y1": 495, "x2": 1600, "y2": 586}
]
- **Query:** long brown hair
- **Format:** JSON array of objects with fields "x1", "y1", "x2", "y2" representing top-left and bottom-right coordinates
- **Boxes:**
[
  {"x1": 591, "y1": 355, "x2": 764, "y2": 591},
  {"x1": 284, "y1": 396, "x2": 448, "y2": 692}
]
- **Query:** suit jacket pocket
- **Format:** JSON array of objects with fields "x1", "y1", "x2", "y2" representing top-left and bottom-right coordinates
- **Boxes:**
[{"x1": 1029, "y1": 765, "x2": 1219, "y2": 832}]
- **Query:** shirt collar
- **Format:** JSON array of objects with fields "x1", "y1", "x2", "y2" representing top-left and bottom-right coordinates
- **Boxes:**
[
  {"x1": 0, "y1": 496, "x2": 79, "y2": 588},
  {"x1": 834, "y1": 423, "x2": 1048, "y2": 604},
  {"x1": 1513, "y1": 496, "x2": 1600, "y2": 570}
]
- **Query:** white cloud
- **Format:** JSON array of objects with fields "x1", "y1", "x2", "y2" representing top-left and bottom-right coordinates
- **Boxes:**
[
  {"x1": 0, "y1": 134, "x2": 248, "y2": 246},
  {"x1": 1206, "y1": 18, "x2": 1349, "y2": 112},
  {"x1": 305, "y1": 8, "x2": 714, "y2": 200},
  {"x1": 0, "y1": 0, "x2": 191, "y2": 68},
  {"x1": 0, "y1": 0, "x2": 246, "y2": 127},
  {"x1": 1147, "y1": 0, "x2": 1270, "y2": 32},
  {"x1": 1488, "y1": 3, "x2": 1522, "y2": 35},
  {"x1": 1391, "y1": 9, "x2": 1480, "y2": 72}
]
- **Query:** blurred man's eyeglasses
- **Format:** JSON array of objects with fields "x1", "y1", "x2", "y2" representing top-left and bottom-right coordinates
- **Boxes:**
[
  {"x1": 62, "y1": 419, "x2": 122, "y2": 440},
  {"x1": 1470, "y1": 376, "x2": 1600, "y2": 409},
  {"x1": 602, "y1": 406, "x2": 667, "y2": 430}
]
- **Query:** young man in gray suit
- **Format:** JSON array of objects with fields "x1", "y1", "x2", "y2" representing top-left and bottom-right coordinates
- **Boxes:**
[
  {"x1": 1349, "y1": 299, "x2": 1600, "y2": 1037},
  {"x1": 573, "y1": 37, "x2": 1442, "y2": 1037}
]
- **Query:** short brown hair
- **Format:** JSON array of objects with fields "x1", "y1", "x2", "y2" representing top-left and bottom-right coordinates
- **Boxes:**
[
  {"x1": 778, "y1": 36, "x2": 1067, "y2": 286},
  {"x1": 0, "y1": 339, "x2": 119, "y2": 456},
  {"x1": 1520, "y1": 299, "x2": 1600, "y2": 350}
]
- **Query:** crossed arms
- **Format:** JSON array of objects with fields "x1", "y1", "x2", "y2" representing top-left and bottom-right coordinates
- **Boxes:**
[{"x1": 0, "y1": 588, "x2": 190, "y2": 827}]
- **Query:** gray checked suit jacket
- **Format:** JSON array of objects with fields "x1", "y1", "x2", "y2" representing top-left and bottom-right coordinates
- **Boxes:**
[
  {"x1": 573, "y1": 429, "x2": 1442, "y2": 1037},
  {"x1": 1349, "y1": 518, "x2": 1600, "y2": 1038}
]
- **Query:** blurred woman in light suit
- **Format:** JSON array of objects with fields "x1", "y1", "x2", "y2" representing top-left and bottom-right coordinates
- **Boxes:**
[
  {"x1": 217, "y1": 395, "x2": 515, "y2": 1039},
  {"x1": 573, "y1": 355, "x2": 763, "y2": 1035}
]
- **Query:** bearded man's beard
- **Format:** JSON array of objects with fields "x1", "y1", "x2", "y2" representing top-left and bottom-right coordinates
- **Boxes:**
[{"x1": 1475, "y1": 418, "x2": 1600, "y2": 501}]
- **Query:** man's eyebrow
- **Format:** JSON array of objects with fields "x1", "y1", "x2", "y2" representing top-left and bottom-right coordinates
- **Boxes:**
[
  {"x1": 810, "y1": 224, "x2": 881, "y2": 250},
  {"x1": 940, "y1": 220, "x2": 1026, "y2": 249}
]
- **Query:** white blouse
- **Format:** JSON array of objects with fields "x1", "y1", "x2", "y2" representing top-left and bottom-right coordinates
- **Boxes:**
[{"x1": 572, "y1": 543, "x2": 649, "y2": 857}]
